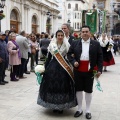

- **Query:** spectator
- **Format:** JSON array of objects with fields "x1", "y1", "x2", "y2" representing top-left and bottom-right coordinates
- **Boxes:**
[
  {"x1": 40, "y1": 33, "x2": 50, "y2": 57},
  {"x1": 0, "y1": 32, "x2": 9, "y2": 85},
  {"x1": 16, "y1": 31, "x2": 29, "y2": 79},
  {"x1": 7, "y1": 32, "x2": 21, "y2": 81}
]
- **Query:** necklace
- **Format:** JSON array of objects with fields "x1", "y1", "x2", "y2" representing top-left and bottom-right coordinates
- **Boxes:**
[{"x1": 57, "y1": 42, "x2": 63, "y2": 50}]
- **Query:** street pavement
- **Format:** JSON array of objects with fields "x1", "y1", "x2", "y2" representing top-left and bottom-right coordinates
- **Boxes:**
[{"x1": 0, "y1": 55, "x2": 120, "y2": 120}]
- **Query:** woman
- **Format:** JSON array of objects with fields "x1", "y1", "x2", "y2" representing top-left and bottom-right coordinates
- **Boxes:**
[
  {"x1": 99, "y1": 33, "x2": 115, "y2": 71},
  {"x1": 29, "y1": 33, "x2": 39, "y2": 72},
  {"x1": 37, "y1": 30, "x2": 76, "y2": 113},
  {"x1": 7, "y1": 32, "x2": 21, "y2": 81}
]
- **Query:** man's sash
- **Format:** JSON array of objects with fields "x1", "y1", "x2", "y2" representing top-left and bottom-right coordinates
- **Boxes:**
[{"x1": 53, "y1": 50, "x2": 74, "y2": 81}]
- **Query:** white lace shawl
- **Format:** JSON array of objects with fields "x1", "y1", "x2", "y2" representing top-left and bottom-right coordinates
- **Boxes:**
[
  {"x1": 47, "y1": 35, "x2": 70, "y2": 57},
  {"x1": 99, "y1": 35, "x2": 109, "y2": 47}
]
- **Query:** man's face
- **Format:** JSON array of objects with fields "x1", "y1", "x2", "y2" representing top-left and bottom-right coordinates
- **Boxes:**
[
  {"x1": 61, "y1": 25, "x2": 69, "y2": 34},
  {"x1": 81, "y1": 28, "x2": 91, "y2": 40},
  {"x1": 2, "y1": 35, "x2": 6, "y2": 40}
]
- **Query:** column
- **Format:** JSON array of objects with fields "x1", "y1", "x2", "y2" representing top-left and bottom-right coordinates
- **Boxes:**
[
  {"x1": 21, "y1": 3, "x2": 25, "y2": 30},
  {"x1": 43, "y1": 13, "x2": 45, "y2": 32}
]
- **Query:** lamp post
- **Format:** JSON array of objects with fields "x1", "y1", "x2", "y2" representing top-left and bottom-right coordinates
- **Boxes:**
[
  {"x1": 0, "y1": 0, "x2": 6, "y2": 32},
  {"x1": 46, "y1": 11, "x2": 52, "y2": 34}
]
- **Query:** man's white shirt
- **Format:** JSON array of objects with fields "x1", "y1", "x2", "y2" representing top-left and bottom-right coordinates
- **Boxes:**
[{"x1": 80, "y1": 38, "x2": 90, "y2": 61}]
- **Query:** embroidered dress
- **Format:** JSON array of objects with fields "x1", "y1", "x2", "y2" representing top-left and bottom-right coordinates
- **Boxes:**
[
  {"x1": 99, "y1": 38, "x2": 115, "y2": 66},
  {"x1": 37, "y1": 40, "x2": 76, "y2": 110}
]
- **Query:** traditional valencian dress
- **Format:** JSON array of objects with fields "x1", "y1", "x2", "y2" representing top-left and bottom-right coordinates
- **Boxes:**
[
  {"x1": 99, "y1": 36, "x2": 115, "y2": 67},
  {"x1": 37, "y1": 38, "x2": 76, "y2": 110}
]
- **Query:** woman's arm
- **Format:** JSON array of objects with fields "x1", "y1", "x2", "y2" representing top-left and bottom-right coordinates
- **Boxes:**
[{"x1": 7, "y1": 42, "x2": 18, "y2": 55}]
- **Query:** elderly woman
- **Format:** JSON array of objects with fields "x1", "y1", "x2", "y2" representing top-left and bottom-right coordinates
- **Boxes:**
[{"x1": 7, "y1": 32, "x2": 21, "y2": 81}]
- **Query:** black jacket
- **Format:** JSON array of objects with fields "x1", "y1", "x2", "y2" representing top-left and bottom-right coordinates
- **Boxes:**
[
  {"x1": 0, "y1": 39, "x2": 8, "y2": 62},
  {"x1": 67, "y1": 39, "x2": 103, "y2": 73},
  {"x1": 40, "y1": 38, "x2": 50, "y2": 51},
  {"x1": 68, "y1": 35, "x2": 74, "y2": 45}
]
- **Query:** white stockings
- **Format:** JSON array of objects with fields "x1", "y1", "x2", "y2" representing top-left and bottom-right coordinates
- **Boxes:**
[{"x1": 76, "y1": 91, "x2": 92, "y2": 113}]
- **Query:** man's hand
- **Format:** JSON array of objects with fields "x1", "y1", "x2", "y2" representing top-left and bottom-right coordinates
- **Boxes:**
[
  {"x1": 74, "y1": 62, "x2": 79, "y2": 67},
  {"x1": 0, "y1": 58, "x2": 3, "y2": 63},
  {"x1": 95, "y1": 71, "x2": 101, "y2": 78}
]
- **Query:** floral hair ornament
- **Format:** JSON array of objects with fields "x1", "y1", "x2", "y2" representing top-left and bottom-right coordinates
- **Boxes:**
[
  {"x1": 35, "y1": 65, "x2": 45, "y2": 85},
  {"x1": 93, "y1": 70, "x2": 103, "y2": 92}
]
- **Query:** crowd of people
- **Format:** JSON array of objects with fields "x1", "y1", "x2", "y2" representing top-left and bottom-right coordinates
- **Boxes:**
[
  {"x1": 0, "y1": 30, "x2": 52, "y2": 85},
  {"x1": 0, "y1": 24, "x2": 116, "y2": 119}
]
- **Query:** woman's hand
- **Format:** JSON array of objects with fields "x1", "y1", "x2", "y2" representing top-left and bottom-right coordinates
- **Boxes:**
[{"x1": 95, "y1": 71, "x2": 101, "y2": 78}]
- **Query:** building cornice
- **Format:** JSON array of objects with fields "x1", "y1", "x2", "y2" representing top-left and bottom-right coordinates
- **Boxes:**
[
  {"x1": 66, "y1": 0, "x2": 84, "y2": 3},
  {"x1": 46, "y1": 0, "x2": 59, "y2": 7}
]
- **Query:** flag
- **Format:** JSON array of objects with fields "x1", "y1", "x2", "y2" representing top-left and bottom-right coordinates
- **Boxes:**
[
  {"x1": 102, "y1": 10, "x2": 106, "y2": 33},
  {"x1": 86, "y1": 10, "x2": 97, "y2": 34}
]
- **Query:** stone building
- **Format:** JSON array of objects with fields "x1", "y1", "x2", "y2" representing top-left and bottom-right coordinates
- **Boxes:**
[
  {"x1": 1, "y1": 0, "x2": 60, "y2": 34},
  {"x1": 65, "y1": 0, "x2": 90, "y2": 32}
]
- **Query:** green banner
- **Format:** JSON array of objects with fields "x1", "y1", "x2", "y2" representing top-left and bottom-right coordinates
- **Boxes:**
[
  {"x1": 82, "y1": 10, "x2": 87, "y2": 26},
  {"x1": 102, "y1": 10, "x2": 106, "y2": 33},
  {"x1": 86, "y1": 10, "x2": 97, "y2": 33}
]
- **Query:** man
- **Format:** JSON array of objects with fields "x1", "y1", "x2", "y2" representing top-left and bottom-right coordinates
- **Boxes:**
[
  {"x1": 40, "y1": 33, "x2": 50, "y2": 57},
  {"x1": 0, "y1": 32, "x2": 9, "y2": 85},
  {"x1": 16, "y1": 31, "x2": 29, "y2": 78},
  {"x1": 61, "y1": 23, "x2": 74, "y2": 45},
  {"x1": 4, "y1": 30, "x2": 10, "y2": 44},
  {"x1": 67, "y1": 26, "x2": 103, "y2": 119}
]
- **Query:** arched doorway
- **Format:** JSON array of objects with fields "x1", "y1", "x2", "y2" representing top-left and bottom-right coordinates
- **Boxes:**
[
  {"x1": 10, "y1": 9, "x2": 19, "y2": 33},
  {"x1": 113, "y1": 23, "x2": 120, "y2": 35},
  {"x1": 32, "y1": 15, "x2": 38, "y2": 33}
]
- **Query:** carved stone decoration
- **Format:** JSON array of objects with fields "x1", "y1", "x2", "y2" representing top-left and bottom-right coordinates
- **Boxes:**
[{"x1": 24, "y1": 4, "x2": 30, "y2": 10}]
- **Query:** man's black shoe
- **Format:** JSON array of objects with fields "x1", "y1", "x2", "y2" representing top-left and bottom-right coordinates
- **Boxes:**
[
  {"x1": 3, "y1": 80, "x2": 9, "y2": 84},
  {"x1": 25, "y1": 71, "x2": 30, "y2": 74},
  {"x1": 86, "y1": 113, "x2": 92, "y2": 119},
  {"x1": 74, "y1": 111, "x2": 83, "y2": 117},
  {"x1": 58, "y1": 110, "x2": 63, "y2": 114},
  {"x1": 0, "y1": 81, "x2": 5, "y2": 85},
  {"x1": 53, "y1": 109, "x2": 58, "y2": 113}
]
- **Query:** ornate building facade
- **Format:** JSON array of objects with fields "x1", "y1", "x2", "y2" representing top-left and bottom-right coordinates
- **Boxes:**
[{"x1": 1, "y1": 0, "x2": 59, "y2": 34}]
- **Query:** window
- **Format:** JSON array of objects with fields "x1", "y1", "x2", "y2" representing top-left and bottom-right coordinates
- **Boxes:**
[
  {"x1": 32, "y1": 15, "x2": 37, "y2": 33},
  {"x1": 75, "y1": 22, "x2": 76, "y2": 29},
  {"x1": 10, "y1": 10, "x2": 18, "y2": 20},
  {"x1": 68, "y1": 3, "x2": 71, "y2": 9},
  {"x1": 58, "y1": 16, "x2": 62, "y2": 19},
  {"x1": 75, "y1": 4, "x2": 78, "y2": 11},
  {"x1": 77, "y1": 22, "x2": 79, "y2": 29},
  {"x1": 32, "y1": 15, "x2": 37, "y2": 24},
  {"x1": 78, "y1": 13, "x2": 79, "y2": 19},
  {"x1": 75, "y1": 13, "x2": 76, "y2": 19}
]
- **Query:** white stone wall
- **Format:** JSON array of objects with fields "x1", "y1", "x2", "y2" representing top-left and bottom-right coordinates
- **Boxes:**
[{"x1": 1, "y1": 0, "x2": 60, "y2": 34}]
